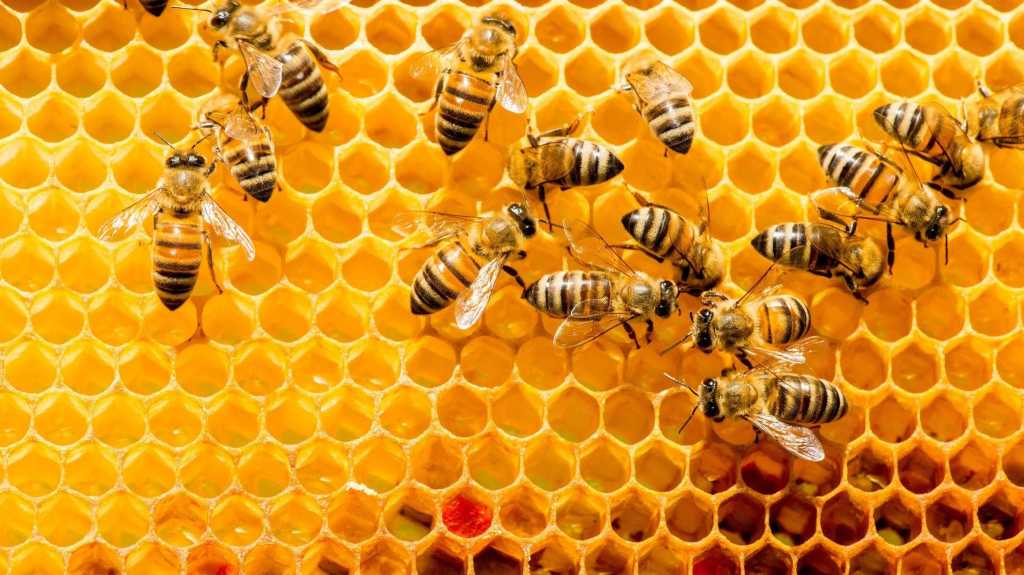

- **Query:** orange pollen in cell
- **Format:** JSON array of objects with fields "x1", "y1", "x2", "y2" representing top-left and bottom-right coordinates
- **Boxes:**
[{"x1": 442, "y1": 493, "x2": 493, "y2": 537}]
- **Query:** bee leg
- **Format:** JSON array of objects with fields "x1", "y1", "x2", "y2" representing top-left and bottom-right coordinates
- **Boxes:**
[
  {"x1": 608, "y1": 243, "x2": 665, "y2": 263},
  {"x1": 736, "y1": 349, "x2": 754, "y2": 370},
  {"x1": 817, "y1": 207, "x2": 855, "y2": 235},
  {"x1": 663, "y1": 147, "x2": 669, "y2": 159},
  {"x1": 300, "y1": 39, "x2": 342, "y2": 80},
  {"x1": 203, "y1": 231, "x2": 224, "y2": 295},
  {"x1": 539, "y1": 186, "x2": 553, "y2": 232},
  {"x1": 927, "y1": 182, "x2": 962, "y2": 201},
  {"x1": 645, "y1": 319, "x2": 654, "y2": 344},
  {"x1": 212, "y1": 40, "x2": 229, "y2": 64},
  {"x1": 423, "y1": 74, "x2": 444, "y2": 116},
  {"x1": 886, "y1": 222, "x2": 895, "y2": 274},
  {"x1": 621, "y1": 321, "x2": 641, "y2": 350},
  {"x1": 483, "y1": 98, "x2": 497, "y2": 142},
  {"x1": 502, "y1": 265, "x2": 526, "y2": 289}
]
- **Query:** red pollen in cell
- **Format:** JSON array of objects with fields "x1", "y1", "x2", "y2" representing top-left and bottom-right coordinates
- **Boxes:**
[
  {"x1": 215, "y1": 565, "x2": 233, "y2": 575},
  {"x1": 442, "y1": 493, "x2": 493, "y2": 537},
  {"x1": 693, "y1": 554, "x2": 738, "y2": 575}
]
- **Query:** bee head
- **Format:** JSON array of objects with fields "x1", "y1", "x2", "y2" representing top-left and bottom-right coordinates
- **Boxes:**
[
  {"x1": 165, "y1": 153, "x2": 185, "y2": 168},
  {"x1": 471, "y1": 15, "x2": 517, "y2": 66},
  {"x1": 166, "y1": 152, "x2": 207, "y2": 169},
  {"x1": 692, "y1": 307, "x2": 715, "y2": 351},
  {"x1": 699, "y1": 378, "x2": 723, "y2": 421},
  {"x1": 210, "y1": 0, "x2": 239, "y2": 29},
  {"x1": 924, "y1": 204, "x2": 951, "y2": 242},
  {"x1": 506, "y1": 203, "x2": 536, "y2": 238},
  {"x1": 654, "y1": 280, "x2": 677, "y2": 318}
]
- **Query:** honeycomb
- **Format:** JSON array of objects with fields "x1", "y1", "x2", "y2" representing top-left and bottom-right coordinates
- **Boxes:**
[{"x1": 2, "y1": 0, "x2": 1024, "y2": 572}]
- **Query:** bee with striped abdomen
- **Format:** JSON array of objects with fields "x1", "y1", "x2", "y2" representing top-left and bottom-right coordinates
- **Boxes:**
[
  {"x1": 619, "y1": 58, "x2": 696, "y2": 156},
  {"x1": 508, "y1": 117, "x2": 625, "y2": 229},
  {"x1": 751, "y1": 220, "x2": 884, "y2": 302},
  {"x1": 522, "y1": 219, "x2": 678, "y2": 349},
  {"x1": 412, "y1": 12, "x2": 527, "y2": 155},
  {"x1": 666, "y1": 367, "x2": 848, "y2": 461},
  {"x1": 817, "y1": 144, "x2": 958, "y2": 271},
  {"x1": 198, "y1": 93, "x2": 277, "y2": 202},
  {"x1": 396, "y1": 203, "x2": 536, "y2": 329},
  {"x1": 185, "y1": 0, "x2": 342, "y2": 133},
  {"x1": 619, "y1": 189, "x2": 724, "y2": 295},
  {"x1": 99, "y1": 135, "x2": 256, "y2": 310},
  {"x1": 873, "y1": 101, "x2": 983, "y2": 198},
  {"x1": 965, "y1": 82, "x2": 1024, "y2": 149}
]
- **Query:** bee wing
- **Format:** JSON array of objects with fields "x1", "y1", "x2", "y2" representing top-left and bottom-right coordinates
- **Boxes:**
[
  {"x1": 745, "y1": 413, "x2": 825, "y2": 461},
  {"x1": 651, "y1": 61, "x2": 693, "y2": 97},
  {"x1": 391, "y1": 210, "x2": 481, "y2": 242},
  {"x1": 454, "y1": 257, "x2": 504, "y2": 330},
  {"x1": 409, "y1": 42, "x2": 461, "y2": 81},
  {"x1": 564, "y1": 218, "x2": 636, "y2": 277},
  {"x1": 743, "y1": 336, "x2": 827, "y2": 370},
  {"x1": 238, "y1": 41, "x2": 284, "y2": 99},
  {"x1": 98, "y1": 191, "x2": 161, "y2": 241},
  {"x1": 259, "y1": 0, "x2": 347, "y2": 17},
  {"x1": 200, "y1": 194, "x2": 256, "y2": 261},
  {"x1": 496, "y1": 61, "x2": 528, "y2": 114},
  {"x1": 224, "y1": 106, "x2": 263, "y2": 142},
  {"x1": 554, "y1": 302, "x2": 637, "y2": 349},
  {"x1": 810, "y1": 186, "x2": 905, "y2": 226}
]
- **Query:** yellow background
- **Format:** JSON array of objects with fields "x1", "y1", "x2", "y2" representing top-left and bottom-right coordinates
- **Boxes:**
[{"x1": 0, "y1": 0, "x2": 1022, "y2": 572}]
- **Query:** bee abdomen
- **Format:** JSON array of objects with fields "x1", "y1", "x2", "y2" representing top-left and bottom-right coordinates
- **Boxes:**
[
  {"x1": 225, "y1": 142, "x2": 276, "y2": 202},
  {"x1": 138, "y1": 0, "x2": 168, "y2": 16},
  {"x1": 278, "y1": 43, "x2": 329, "y2": 133},
  {"x1": 437, "y1": 73, "x2": 493, "y2": 155},
  {"x1": 774, "y1": 376, "x2": 847, "y2": 425},
  {"x1": 758, "y1": 295, "x2": 810, "y2": 345},
  {"x1": 567, "y1": 140, "x2": 624, "y2": 188},
  {"x1": 645, "y1": 97, "x2": 695, "y2": 154},
  {"x1": 153, "y1": 219, "x2": 202, "y2": 311},
  {"x1": 523, "y1": 271, "x2": 613, "y2": 318},
  {"x1": 621, "y1": 207, "x2": 687, "y2": 258},
  {"x1": 410, "y1": 243, "x2": 480, "y2": 315},
  {"x1": 874, "y1": 102, "x2": 926, "y2": 149},
  {"x1": 752, "y1": 223, "x2": 813, "y2": 268}
]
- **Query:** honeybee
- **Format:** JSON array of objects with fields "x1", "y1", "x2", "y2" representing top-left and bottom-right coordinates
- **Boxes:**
[
  {"x1": 619, "y1": 59, "x2": 696, "y2": 156},
  {"x1": 395, "y1": 203, "x2": 537, "y2": 329},
  {"x1": 873, "y1": 101, "x2": 984, "y2": 197},
  {"x1": 751, "y1": 219, "x2": 884, "y2": 302},
  {"x1": 412, "y1": 12, "x2": 527, "y2": 155},
  {"x1": 965, "y1": 82, "x2": 1024, "y2": 149},
  {"x1": 99, "y1": 135, "x2": 256, "y2": 311},
  {"x1": 185, "y1": 0, "x2": 342, "y2": 133},
  {"x1": 665, "y1": 367, "x2": 848, "y2": 461},
  {"x1": 508, "y1": 117, "x2": 625, "y2": 229},
  {"x1": 198, "y1": 93, "x2": 277, "y2": 202},
  {"x1": 618, "y1": 189, "x2": 723, "y2": 295},
  {"x1": 522, "y1": 219, "x2": 678, "y2": 349},
  {"x1": 130, "y1": 0, "x2": 167, "y2": 17},
  {"x1": 817, "y1": 144, "x2": 958, "y2": 270}
]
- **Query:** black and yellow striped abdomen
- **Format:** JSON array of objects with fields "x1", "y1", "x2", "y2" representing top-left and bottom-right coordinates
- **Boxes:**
[
  {"x1": 436, "y1": 71, "x2": 496, "y2": 155},
  {"x1": 523, "y1": 271, "x2": 614, "y2": 318},
  {"x1": 751, "y1": 223, "x2": 837, "y2": 276},
  {"x1": 223, "y1": 133, "x2": 276, "y2": 202},
  {"x1": 643, "y1": 96, "x2": 695, "y2": 154},
  {"x1": 139, "y1": 0, "x2": 168, "y2": 16},
  {"x1": 817, "y1": 143, "x2": 901, "y2": 205},
  {"x1": 561, "y1": 140, "x2": 624, "y2": 188},
  {"x1": 277, "y1": 41, "x2": 329, "y2": 133},
  {"x1": 756, "y1": 295, "x2": 810, "y2": 346},
  {"x1": 410, "y1": 242, "x2": 481, "y2": 315},
  {"x1": 772, "y1": 375, "x2": 848, "y2": 425},
  {"x1": 621, "y1": 206, "x2": 693, "y2": 259},
  {"x1": 152, "y1": 213, "x2": 202, "y2": 311}
]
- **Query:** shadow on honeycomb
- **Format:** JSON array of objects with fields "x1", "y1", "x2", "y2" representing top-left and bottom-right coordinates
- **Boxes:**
[{"x1": 0, "y1": 0, "x2": 1021, "y2": 573}]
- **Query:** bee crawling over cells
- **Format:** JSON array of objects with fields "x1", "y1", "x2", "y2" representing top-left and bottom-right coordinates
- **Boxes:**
[
  {"x1": 665, "y1": 365, "x2": 849, "y2": 462},
  {"x1": 508, "y1": 117, "x2": 625, "y2": 231},
  {"x1": 965, "y1": 82, "x2": 1024, "y2": 149},
  {"x1": 412, "y1": 11, "x2": 527, "y2": 155},
  {"x1": 197, "y1": 93, "x2": 278, "y2": 203},
  {"x1": 522, "y1": 219, "x2": 678, "y2": 349},
  {"x1": 99, "y1": 134, "x2": 256, "y2": 311},
  {"x1": 873, "y1": 100, "x2": 984, "y2": 198},
  {"x1": 617, "y1": 188, "x2": 724, "y2": 296},
  {"x1": 178, "y1": 0, "x2": 343, "y2": 133},
  {"x1": 395, "y1": 203, "x2": 538, "y2": 329},
  {"x1": 751, "y1": 214, "x2": 885, "y2": 303},
  {"x1": 817, "y1": 144, "x2": 959, "y2": 271},
  {"x1": 619, "y1": 58, "x2": 697, "y2": 156}
]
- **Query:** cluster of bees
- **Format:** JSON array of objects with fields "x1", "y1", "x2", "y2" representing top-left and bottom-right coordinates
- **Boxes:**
[{"x1": 101, "y1": 2, "x2": 1024, "y2": 462}]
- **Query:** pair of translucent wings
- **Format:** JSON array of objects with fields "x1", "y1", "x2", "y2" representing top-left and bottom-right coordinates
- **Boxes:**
[
  {"x1": 623, "y1": 61, "x2": 693, "y2": 102},
  {"x1": 98, "y1": 190, "x2": 256, "y2": 261},
  {"x1": 202, "y1": 104, "x2": 267, "y2": 143},
  {"x1": 810, "y1": 186, "x2": 906, "y2": 228},
  {"x1": 393, "y1": 211, "x2": 507, "y2": 330},
  {"x1": 410, "y1": 40, "x2": 528, "y2": 114},
  {"x1": 875, "y1": 103, "x2": 973, "y2": 179}
]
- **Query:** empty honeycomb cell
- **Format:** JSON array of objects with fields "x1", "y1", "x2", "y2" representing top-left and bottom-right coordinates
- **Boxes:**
[
  {"x1": 716, "y1": 493, "x2": 765, "y2": 545},
  {"x1": 768, "y1": 494, "x2": 817, "y2": 546},
  {"x1": 353, "y1": 437, "x2": 407, "y2": 493},
  {"x1": 589, "y1": 4, "x2": 639, "y2": 53},
  {"x1": 437, "y1": 385, "x2": 487, "y2": 436},
  {"x1": 186, "y1": 543, "x2": 238, "y2": 575},
  {"x1": 282, "y1": 142, "x2": 335, "y2": 194},
  {"x1": 294, "y1": 440, "x2": 349, "y2": 495},
  {"x1": 752, "y1": 96, "x2": 800, "y2": 147},
  {"x1": 821, "y1": 491, "x2": 870, "y2": 545},
  {"x1": 207, "y1": 493, "x2": 262, "y2": 544},
  {"x1": 873, "y1": 495, "x2": 922, "y2": 546},
  {"x1": 805, "y1": 95, "x2": 855, "y2": 145},
  {"x1": 265, "y1": 391, "x2": 317, "y2": 445},
  {"x1": 862, "y1": 287, "x2": 912, "y2": 341},
  {"x1": 62, "y1": 340, "x2": 118, "y2": 396},
  {"x1": 699, "y1": 6, "x2": 746, "y2": 55},
  {"x1": 995, "y1": 235, "x2": 1024, "y2": 288},
  {"x1": 321, "y1": 386, "x2": 374, "y2": 441},
  {"x1": 27, "y1": 95, "x2": 79, "y2": 143},
  {"x1": 82, "y1": 5, "x2": 134, "y2": 51},
  {"x1": 933, "y1": 53, "x2": 980, "y2": 99},
  {"x1": 952, "y1": 541, "x2": 998, "y2": 575},
  {"x1": 977, "y1": 489, "x2": 1022, "y2": 540},
  {"x1": 65, "y1": 442, "x2": 117, "y2": 496},
  {"x1": 111, "y1": 46, "x2": 164, "y2": 97},
  {"x1": 167, "y1": 46, "x2": 218, "y2": 97},
  {"x1": 548, "y1": 386, "x2": 600, "y2": 442},
  {"x1": 0, "y1": 5, "x2": 19, "y2": 50},
  {"x1": 584, "y1": 540, "x2": 632, "y2": 575},
  {"x1": 38, "y1": 491, "x2": 92, "y2": 546},
  {"x1": 601, "y1": 387, "x2": 653, "y2": 445},
  {"x1": 310, "y1": 6, "x2": 359, "y2": 50},
  {"x1": 644, "y1": 6, "x2": 693, "y2": 54},
  {"x1": 775, "y1": 50, "x2": 825, "y2": 101},
  {"x1": 515, "y1": 48, "x2": 560, "y2": 99},
  {"x1": 727, "y1": 142, "x2": 776, "y2": 194},
  {"x1": 25, "y1": 2, "x2": 78, "y2": 53},
  {"x1": 383, "y1": 488, "x2": 435, "y2": 542},
  {"x1": 111, "y1": 143, "x2": 162, "y2": 194},
  {"x1": 0, "y1": 140, "x2": 50, "y2": 190},
  {"x1": 881, "y1": 50, "x2": 931, "y2": 97},
  {"x1": 0, "y1": 96, "x2": 21, "y2": 142},
  {"x1": 555, "y1": 487, "x2": 606, "y2": 540},
  {"x1": 974, "y1": 385, "x2": 1022, "y2": 438},
  {"x1": 854, "y1": 5, "x2": 900, "y2": 53},
  {"x1": 921, "y1": 393, "x2": 968, "y2": 441},
  {"x1": 489, "y1": 384, "x2": 542, "y2": 438},
  {"x1": 846, "y1": 442, "x2": 893, "y2": 493},
  {"x1": 199, "y1": 293, "x2": 253, "y2": 344},
  {"x1": 870, "y1": 394, "x2": 918, "y2": 443},
  {"x1": 233, "y1": 340, "x2": 287, "y2": 396},
  {"x1": 956, "y1": 8, "x2": 1003, "y2": 56},
  {"x1": 180, "y1": 444, "x2": 234, "y2": 498},
  {"x1": 776, "y1": 143, "x2": 825, "y2": 195},
  {"x1": 498, "y1": 487, "x2": 548, "y2": 538},
  {"x1": 898, "y1": 445, "x2": 945, "y2": 494},
  {"x1": 916, "y1": 285, "x2": 965, "y2": 340},
  {"x1": 338, "y1": 143, "x2": 389, "y2": 195},
  {"x1": 891, "y1": 341, "x2": 939, "y2": 393},
  {"x1": 122, "y1": 444, "x2": 175, "y2": 498},
  {"x1": 226, "y1": 242, "x2": 283, "y2": 296},
  {"x1": 174, "y1": 343, "x2": 229, "y2": 397},
  {"x1": 10, "y1": 543, "x2": 63, "y2": 575},
  {"x1": 749, "y1": 6, "x2": 797, "y2": 53},
  {"x1": 904, "y1": 7, "x2": 951, "y2": 54},
  {"x1": 926, "y1": 491, "x2": 973, "y2": 542},
  {"x1": 31, "y1": 289, "x2": 85, "y2": 344},
  {"x1": 638, "y1": 539, "x2": 688, "y2": 575},
  {"x1": 378, "y1": 386, "x2": 431, "y2": 440},
  {"x1": 692, "y1": 547, "x2": 739, "y2": 575},
  {"x1": 365, "y1": 5, "x2": 416, "y2": 54},
  {"x1": 7, "y1": 338, "x2": 58, "y2": 393},
  {"x1": 701, "y1": 95, "x2": 750, "y2": 148},
  {"x1": 149, "y1": 391, "x2": 203, "y2": 447},
  {"x1": 363, "y1": 95, "x2": 417, "y2": 149},
  {"x1": 970, "y1": 285, "x2": 1018, "y2": 337},
  {"x1": 56, "y1": 47, "x2": 105, "y2": 97},
  {"x1": 899, "y1": 544, "x2": 946, "y2": 575},
  {"x1": 738, "y1": 444, "x2": 788, "y2": 495},
  {"x1": 260, "y1": 286, "x2": 315, "y2": 341},
  {"x1": 287, "y1": 339, "x2": 341, "y2": 393},
  {"x1": 658, "y1": 388, "x2": 703, "y2": 446},
  {"x1": 564, "y1": 49, "x2": 614, "y2": 98},
  {"x1": 946, "y1": 338, "x2": 992, "y2": 391},
  {"x1": 801, "y1": 6, "x2": 848, "y2": 54},
  {"x1": 945, "y1": 234, "x2": 988, "y2": 287},
  {"x1": 524, "y1": 434, "x2": 575, "y2": 491},
  {"x1": 745, "y1": 545, "x2": 793, "y2": 575},
  {"x1": 55, "y1": 141, "x2": 109, "y2": 193},
  {"x1": 690, "y1": 444, "x2": 738, "y2": 494},
  {"x1": 416, "y1": 540, "x2": 464, "y2": 575},
  {"x1": 237, "y1": 443, "x2": 291, "y2": 498},
  {"x1": 0, "y1": 50, "x2": 50, "y2": 98},
  {"x1": 312, "y1": 191, "x2": 363, "y2": 245},
  {"x1": 420, "y1": 5, "x2": 469, "y2": 50},
  {"x1": 7, "y1": 442, "x2": 61, "y2": 496},
  {"x1": 829, "y1": 48, "x2": 877, "y2": 99},
  {"x1": 634, "y1": 441, "x2": 684, "y2": 492},
  {"x1": 268, "y1": 492, "x2": 322, "y2": 545},
  {"x1": 58, "y1": 240, "x2": 110, "y2": 295},
  {"x1": 327, "y1": 488, "x2": 380, "y2": 543},
  {"x1": 580, "y1": 440, "x2": 630, "y2": 492},
  {"x1": 35, "y1": 392, "x2": 89, "y2": 445},
  {"x1": 361, "y1": 540, "x2": 411, "y2": 575},
  {"x1": 0, "y1": 393, "x2": 30, "y2": 446},
  {"x1": 466, "y1": 434, "x2": 516, "y2": 490},
  {"x1": 70, "y1": 542, "x2": 122, "y2": 575},
  {"x1": 535, "y1": 5, "x2": 585, "y2": 53}
]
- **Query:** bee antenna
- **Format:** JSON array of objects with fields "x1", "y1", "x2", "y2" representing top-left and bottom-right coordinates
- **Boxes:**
[
  {"x1": 153, "y1": 132, "x2": 177, "y2": 151},
  {"x1": 659, "y1": 332, "x2": 691, "y2": 356},
  {"x1": 190, "y1": 132, "x2": 213, "y2": 151},
  {"x1": 172, "y1": 5, "x2": 213, "y2": 12},
  {"x1": 945, "y1": 231, "x2": 950, "y2": 266},
  {"x1": 701, "y1": 175, "x2": 712, "y2": 237},
  {"x1": 663, "y1": 372, "x2": 699, "y2": 397},
  {"x1": 539, "y1": 219, "x2": 565, "y2": 230},
  {"x1": 677, "y1": 403, "x2": 700, "y2": 434}
]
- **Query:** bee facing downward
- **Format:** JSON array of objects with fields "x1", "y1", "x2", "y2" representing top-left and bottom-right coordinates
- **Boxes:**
[
  {"x1": 396, "y1": 203, "x2": 537, "y2": 329},
  {"x1": 523, "y1": 219, "x2": 678, "y2": 349},
  {"x1": 666, "y1": 368, "x2": 848, "y2": 462},
  {"x1": 508, "y1": 117, "x2": 625, "y2": 230},
  {"x1": 619, "y1": 58, "x2": 697, "y2": 156},
  {"x1": 99, "y1": 134, "x2": 256, "y2": 310},
  {"x1": 412, "y1": 12, "x2": 527, "y2": 155},
  {"x1": 198, "y1": 93, "x2": 278, "y2": 203},
  {"x1": 965, "y1": 82, "x2": 1024, "y2": 149}
]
